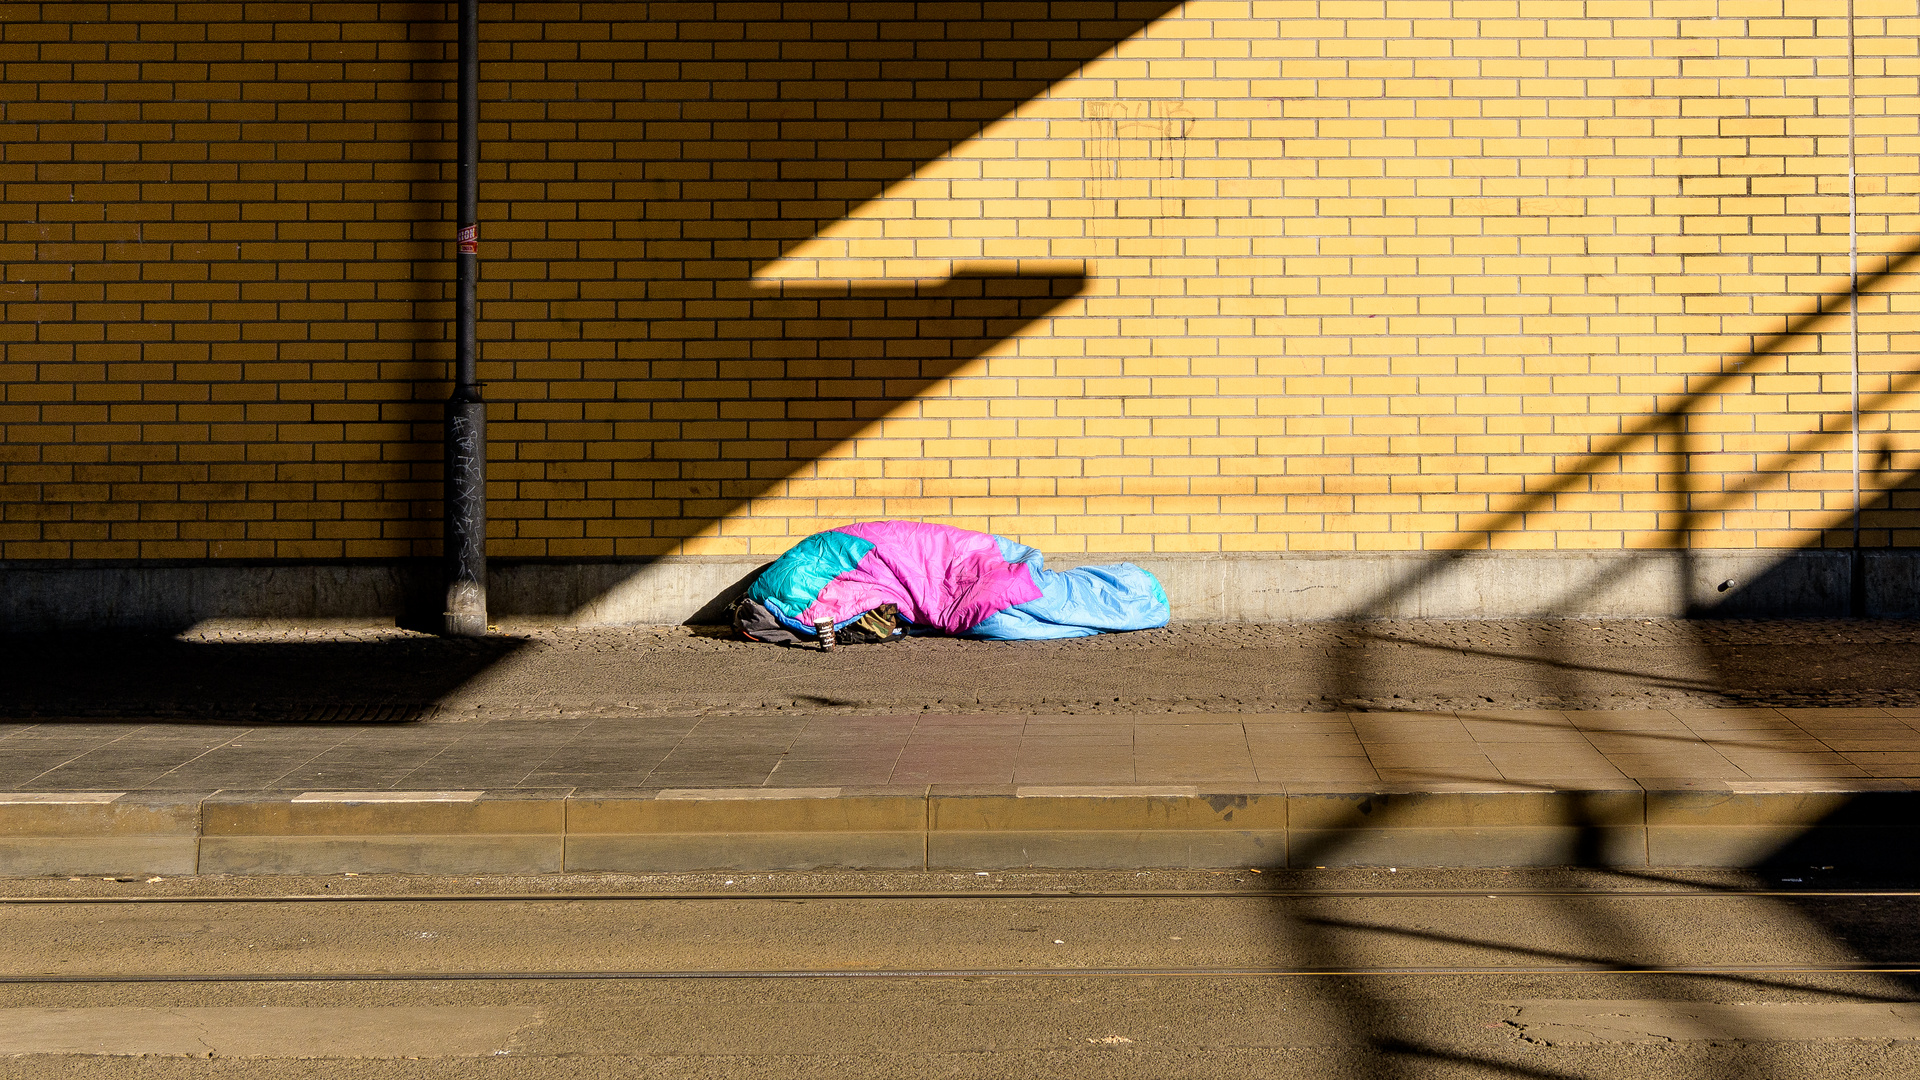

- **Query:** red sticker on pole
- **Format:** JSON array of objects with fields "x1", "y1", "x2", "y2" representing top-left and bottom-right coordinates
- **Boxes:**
[{"x1": 457, "y1": 224, "x2": 478, "y2": 255}]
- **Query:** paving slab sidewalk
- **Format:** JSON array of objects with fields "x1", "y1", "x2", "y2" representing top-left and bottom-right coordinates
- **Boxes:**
[
  {"x1": 6, "y1": 621, "x2": 1920, "y2": 877},
  {"x1": 5, "y1": 707, "x2": 1917, "y2": 793}
]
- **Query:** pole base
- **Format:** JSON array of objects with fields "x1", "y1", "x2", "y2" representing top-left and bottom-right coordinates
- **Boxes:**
[{"x1": 443, "y1": 611, "x2": 488, "y2": 637}]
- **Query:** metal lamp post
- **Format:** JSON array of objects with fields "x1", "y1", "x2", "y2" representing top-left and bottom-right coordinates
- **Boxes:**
[{"x1": 443, "y1": 0, "x2": 487, "y2": 637}]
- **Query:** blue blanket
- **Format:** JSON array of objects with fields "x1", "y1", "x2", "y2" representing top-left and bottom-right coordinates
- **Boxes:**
[{"x1": 968, "y1": 535, "x2": 1170, "y2": 640}]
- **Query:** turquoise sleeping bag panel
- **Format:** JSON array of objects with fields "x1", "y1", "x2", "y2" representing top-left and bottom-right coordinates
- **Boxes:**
[{"x1": 746, "y1": 529, "x2": 875, "y2": 625}]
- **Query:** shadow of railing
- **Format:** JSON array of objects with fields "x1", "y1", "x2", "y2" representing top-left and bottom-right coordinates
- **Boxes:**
[
  {"x1": 1268, "y1": 795, "x2": 1920, "y2": 1078},
  {"x1": 1273, "y1": 225, "x2": 1920, "y2": 1062},
  {"x1": 1316, "y1": 239, "x2": 1920, "y2": 709},
  {"x1": 1328, "y1": 240, "x2": 1920, "y2": 625}
]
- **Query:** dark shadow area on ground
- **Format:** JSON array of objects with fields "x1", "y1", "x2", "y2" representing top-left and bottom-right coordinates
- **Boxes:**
[
  {"x1": 1759, "y1": 795, "x2": 1920, "y2": 882},
  {"x1": 0, "y1": 634, "x2": 528, "y2": 724},
  {"x1": 15, "y1": 623, "x2": 1920, "y2": 722}
]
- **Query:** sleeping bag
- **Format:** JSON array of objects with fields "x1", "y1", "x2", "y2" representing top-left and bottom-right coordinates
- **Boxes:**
[{"x1": 736, "y1": 521, "x2": 1170, "y2": 642}]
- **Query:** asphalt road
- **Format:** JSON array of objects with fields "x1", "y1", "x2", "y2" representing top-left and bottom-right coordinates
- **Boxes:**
[
  {"x1": 3, "y1": 868, "x2": 1918, "y2": 1078},
  {"x1": 10, "y1": 620, "x2": 1920, "y2": 721}
]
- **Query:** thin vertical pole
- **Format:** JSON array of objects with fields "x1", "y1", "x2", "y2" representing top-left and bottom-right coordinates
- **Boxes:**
[
  {"x1": 443, "y1": 0, "x2": 487, "y2": 636},
  {"x1": 1848, "y1": 0, "x2": 1865, "y2": 616}
]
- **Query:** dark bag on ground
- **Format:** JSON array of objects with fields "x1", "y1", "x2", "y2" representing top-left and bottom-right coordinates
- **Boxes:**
[{"x1": 732, "y1": 598, "x2": 904, "y2": 645}]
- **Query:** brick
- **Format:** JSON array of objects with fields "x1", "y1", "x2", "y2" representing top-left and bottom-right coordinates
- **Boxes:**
[{"x1": 0, "y1": 5, "x2": 1912, "y2": 561}]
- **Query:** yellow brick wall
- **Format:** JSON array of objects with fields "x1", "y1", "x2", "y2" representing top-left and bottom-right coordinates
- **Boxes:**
[{"x1": 3, "y1": 1, "x2": 1916, "y2": 561}]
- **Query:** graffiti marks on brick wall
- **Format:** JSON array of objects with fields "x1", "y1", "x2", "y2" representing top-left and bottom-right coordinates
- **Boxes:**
[{"x1": 1085, "y1": 100, "x2": 1192, "y2": 225}]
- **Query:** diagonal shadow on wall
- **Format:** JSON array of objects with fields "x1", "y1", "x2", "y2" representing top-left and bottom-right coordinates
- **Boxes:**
[
  {"x1": 1315, "y1": 239, "x2": 1920, "y2": 708},
  {"x1": 486, "y1": 268, "x2": 1087, "y2": 621},
  {"x1": 471, "y1": 1, "x2": 1178, "y2": 621}
]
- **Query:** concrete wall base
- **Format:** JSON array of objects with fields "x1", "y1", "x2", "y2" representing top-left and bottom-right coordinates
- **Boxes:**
[{"x1": 3, "y1": 549, "x2": 1916, "y2": 632}]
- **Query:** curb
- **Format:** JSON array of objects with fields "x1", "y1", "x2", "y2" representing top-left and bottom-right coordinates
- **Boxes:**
[{"x1": 3, "y1": 782, "x2": 1916, "y2": 877}]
